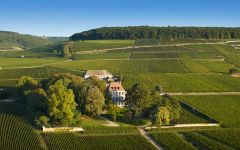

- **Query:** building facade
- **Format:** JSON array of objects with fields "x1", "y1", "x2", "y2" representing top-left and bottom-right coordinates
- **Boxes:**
[{"x1": 108, "y1": 82, "x2": 127, "y2": 107}]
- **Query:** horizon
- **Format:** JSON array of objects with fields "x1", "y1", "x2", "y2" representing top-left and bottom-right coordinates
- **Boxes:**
[{"x1": 0, "y1": 0, "x2": 240, "y2": 37}]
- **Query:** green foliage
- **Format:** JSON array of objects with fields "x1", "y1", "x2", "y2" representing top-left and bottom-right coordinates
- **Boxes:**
[
  {"x1": 24, "y1": 88, "x2": 48, "y2": 116},
  {"x1": 128, "y1": 83, "x2": 151, "y2": 118},
  {"x1": 72, "y1": 51, "x2": 130, "y2": 60},
  {"x1": 229, "y1": 68, "x2": 239, "y2": 75},
  {"x1": 150, "y1": 133, "x2": 196, "y2": 150},
  {"x1": 84, "y1": 87, "x2": 105, "y2": 116},
  {"x1": 0, "y1": 31, "x2": 53, "y2": 49},
  {"x1": 108, "y1": 103, "x2": 120, "y2": 122},
  {"x1": 47, "y1": 79, "x2": 77, "y2": 125},
  {"x1": 70, "y1": 26, "x2": 240, "y2": 41},
  {"x1": 153, "y1": 107, "x2": 170, "y2": 126},
  {"x1": 16, "y1": 76, "x2": 39, "y2": 96}
]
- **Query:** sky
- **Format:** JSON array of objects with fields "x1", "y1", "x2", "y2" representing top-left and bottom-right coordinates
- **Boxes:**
[{"x1": 0, "y1": 0, "x2": 239, "y2": 37}]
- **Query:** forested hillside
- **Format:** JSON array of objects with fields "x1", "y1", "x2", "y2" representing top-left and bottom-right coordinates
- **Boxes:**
[
  {"x1": 0, "y1": 31, "x2": 53, "y2": 49},
  {"x1": 70, "y1": 26, "x2": 240, "y2": 41}
]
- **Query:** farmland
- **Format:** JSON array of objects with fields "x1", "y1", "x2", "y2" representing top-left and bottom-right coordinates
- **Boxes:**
[
  {"x1": 176, "y1": 95, "x2": 240, "y2": 127},
  {"x1": 52, "y1": 59, "x2": 189, "y2": 74},
  {"x1": 1, "y1": 39, "x2": 240, "y2": 149},
  {"x1": 71, "y1": 40, "x2": 135, "y2": 52},
  {"x1": 122, "y1": 73, "x2": 240, "y2": 92}
]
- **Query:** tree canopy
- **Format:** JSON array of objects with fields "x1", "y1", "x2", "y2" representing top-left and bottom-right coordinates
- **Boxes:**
[{"x1": 70, "y1": 26, "x2": 240, "y2": 41}]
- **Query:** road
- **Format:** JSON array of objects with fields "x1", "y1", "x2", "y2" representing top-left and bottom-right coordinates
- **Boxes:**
[{"x1": 138, "y1": 127, "x2": 164, "y2": 150}]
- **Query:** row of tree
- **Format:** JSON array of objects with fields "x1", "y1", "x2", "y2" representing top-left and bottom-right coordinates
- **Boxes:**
[
  {"x1": 17, "y1": 74, "x2": 106, "y2": 127},
  {"x1": 70, "y1": 26, "x2": 240, "y2": 41}
]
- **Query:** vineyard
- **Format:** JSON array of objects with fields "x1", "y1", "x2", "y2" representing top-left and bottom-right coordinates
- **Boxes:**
[
  {"x1": 177, "y1": 95, "x2": 240, "y2": 127},
  {"x1": 0, "y1": 102, "x2": 45, "y2": 150},
  {"x1": 42, "y1": 133, "x2": 157, "y2": 150},
  {"x1": 71, "y1": 40, "x2": 135, "y2": 52},
  {"x1": 149, "y1": 133, "x2": 196, "y2": 150},
  {"x1": 52, "y1": 59, "x2": 189, "y2": 74},
  {"x1": 122, "y1": 73, "x2": 240, "y2": 92}
]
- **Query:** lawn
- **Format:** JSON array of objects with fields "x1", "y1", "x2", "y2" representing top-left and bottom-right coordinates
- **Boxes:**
[{"x1": 177, "y1": 95, "x2": 240, "y2": 127}]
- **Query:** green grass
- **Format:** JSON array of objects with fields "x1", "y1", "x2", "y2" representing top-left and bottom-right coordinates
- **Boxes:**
[
  {"x1": 0, "y1": 58, "x2": 66, "y2": 68},
  {"x1": 182, "y1": 59, "x2": 236, "y2": 73},
  {"x1": 72, "y1": 51, "x2": 130, "y2": 60},
  {"x1": 177, "y1": 95, "x2": 240, "y2": 127},
  {"x1": 123, "y1": 73, "x2": 240, "y2": 92},
  {"x1": 71, "y1": 40, "x2": 135, "y2": 52},
  {"x1": 0, "y1": 102, "x2": 46, "y2": 150},
  {"x1": 149, "y1": 132, "x2": 196, "y2": 150},
  {"x1": 42, "y1": 133, "x2": 157, "y2": 150},
  {"x1": 52, "y1": 59, "x2": 189, "y2": 75}
]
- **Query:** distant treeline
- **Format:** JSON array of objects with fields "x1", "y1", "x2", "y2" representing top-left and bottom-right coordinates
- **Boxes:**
[
  {"x1": 70, "y1": 26, "x2": 240, "y2": 41},
  {"x1": 0, "y1": 31, "x2": 67, "y2": 49}
]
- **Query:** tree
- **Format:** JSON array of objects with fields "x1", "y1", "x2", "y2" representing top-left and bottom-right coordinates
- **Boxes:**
[
  {"x1": 128, "y1": 83, "x2": 151, "y2": 118},
  {"x1": 84, "y1": 86, "x2": 105, "y2": 116},
  {"x1": 154, "y1": 107, "x2": 170, "y2": 126},
  {"x1": 35, "y1": 115, "x2": 50, "y2": 127},
  {"x1": 108, "y1": 103, "x2": 119, "y2": 122},
  {"x1": 229, "y1": 68, "x2": 238, "y2": 75},
  {"x1": 48, "y1": 79, "x2": 77, "y2": 126},
  {"x1": 86, "y1": 76, "x2": 106, "y2": 93},
  {"x1": 17, "y1": 76, "x2": 38, "y2": 93},
  {"x1": 24, "y1": 88, "x2": 48, "y2": 116}
]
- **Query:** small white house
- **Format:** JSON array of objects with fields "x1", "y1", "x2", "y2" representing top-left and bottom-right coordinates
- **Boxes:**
[
  {"x1": 108, "y1": 82, "x2": 127, "y2": 107},
  {"x1": 84, "y1": 70, "x2": 113, "y2": 80}
]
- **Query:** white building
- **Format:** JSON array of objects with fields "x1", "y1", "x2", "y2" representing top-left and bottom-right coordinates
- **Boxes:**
[
  {"x1": 84, "y1": 70, "x2": 113, "y2": 80},
  {"x1": 108, "y1": 82, "x2": 127, "y2": 107}
]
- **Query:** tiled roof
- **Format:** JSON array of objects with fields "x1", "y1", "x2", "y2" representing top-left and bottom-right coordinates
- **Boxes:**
[{"x1": 109, "y1": 82, "x2": 125, "y2": 91}]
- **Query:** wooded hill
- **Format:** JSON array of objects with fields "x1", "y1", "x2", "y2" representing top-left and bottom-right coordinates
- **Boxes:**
[
  {"x1": 70, "y1": 26, "x2": 240, "y2": 41},
  {"x1": 0, "y1": 31, "x2": 65, "y2": 49}
]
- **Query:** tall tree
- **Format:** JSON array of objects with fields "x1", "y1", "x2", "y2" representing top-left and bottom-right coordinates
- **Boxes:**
[
  {"x1": 84, "y1": 86, "x2": 105, "y2": 116},
  {"x1": 128, "y1": 83, "x2": 151, "y2": 118},
  {"x1": 47, "y1": 79, "x2": 77, "y2": 125}
]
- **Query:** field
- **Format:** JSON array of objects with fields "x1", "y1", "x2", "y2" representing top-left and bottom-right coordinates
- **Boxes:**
[
  {"x1": 43, "y1": 133, "x2": 156, "y2": 150},
  {"x1": 71, "y1": 40, "x2": 135, "y2": 52},
  {"x1": 122, "y1": 73, "x2": 240, "y2": 92},
  {"x1": 0, "y1": 58, "x2": 67, "y2": 68},
  {"x1": 0, "y1": 102, "x2": 46, "y2": 150},
  {"x1": 52, "y1": 59, "x2": 189, "y2": 74},
  {"x1": 72, "y1": 51, "x2": 130, "y2": 60},
  {"x1": 176, "y1": 95, "x2": 240, "y2": 127},
  {"x1": 181, "y1": 59, "x2": 237, "y2": 73},
  {"x1": 1, "y1": 39, "x2": 240, "y2": 149}
]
